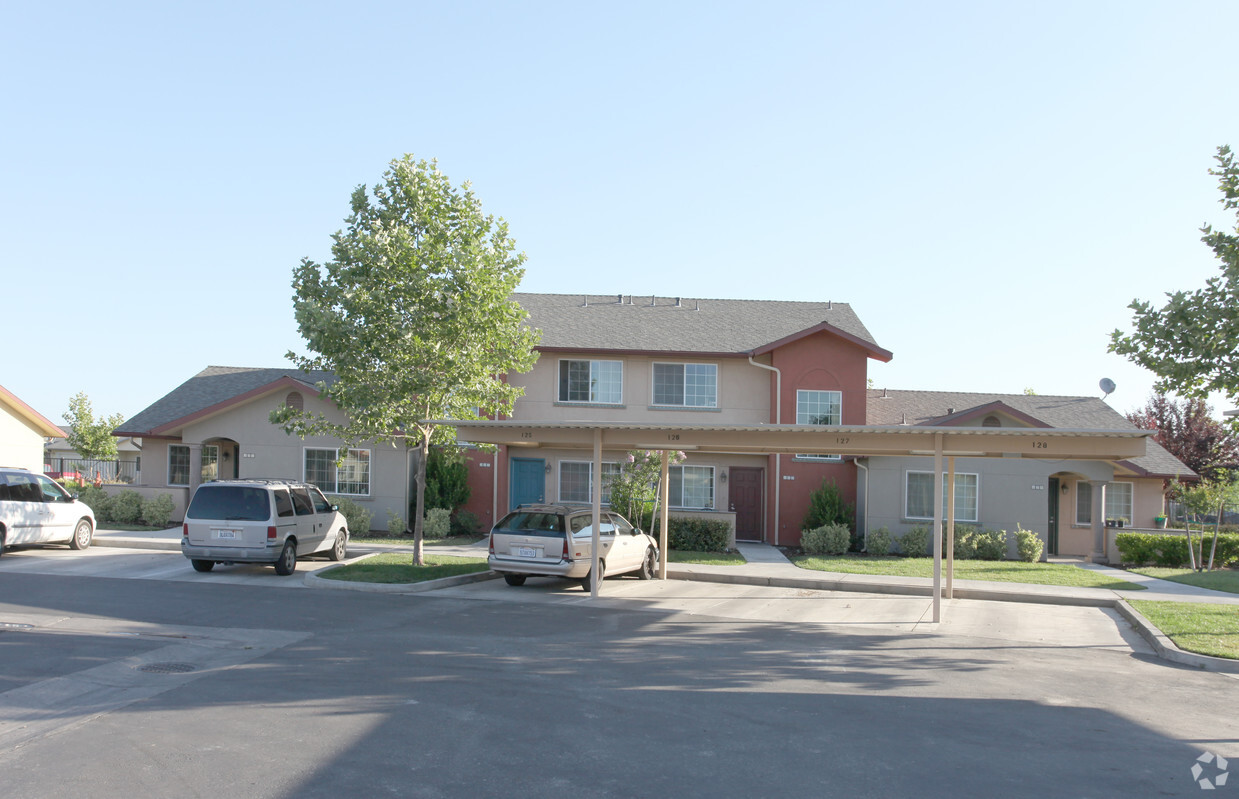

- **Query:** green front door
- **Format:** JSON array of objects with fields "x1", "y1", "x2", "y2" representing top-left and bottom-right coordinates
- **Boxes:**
[{"x1": 1047, "y1": 478, "x2": 1060, "y2": 556}]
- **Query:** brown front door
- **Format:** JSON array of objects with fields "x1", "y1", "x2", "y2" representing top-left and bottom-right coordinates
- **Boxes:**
[{"x1": 730, "y1": 467, "x2": 764, "y2": 542}]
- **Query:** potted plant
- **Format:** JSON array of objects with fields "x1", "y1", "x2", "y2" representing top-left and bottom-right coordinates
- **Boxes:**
[
  {"x1": 1118, "y1": 517, "x2": 1128, "y2": 528},
  {"x1": 1105, "y1": 519, "x2": 1116, "y2": 528},
  {"x1": 1154, "y1": 515, "x2": 1167, "y2": 529}
]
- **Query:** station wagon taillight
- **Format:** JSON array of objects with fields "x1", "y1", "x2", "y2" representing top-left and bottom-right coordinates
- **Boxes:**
[
  {"x1": 488, "y1": 534, "x2": 495, "y2": 555},
  {"x1": 267, "y1": 526, "x2": 277, "y2": 540},
  {"x1": 562, "y1": 537, "x2": 571, "y2": 562},
  {"x1": 182, "y1": 523, "x2": 188, "y2": 539}
]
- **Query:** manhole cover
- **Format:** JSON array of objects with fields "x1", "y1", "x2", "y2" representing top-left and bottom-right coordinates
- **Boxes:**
[{"x1": 138, "y1": 662, "x2": 196, "y2": 674}]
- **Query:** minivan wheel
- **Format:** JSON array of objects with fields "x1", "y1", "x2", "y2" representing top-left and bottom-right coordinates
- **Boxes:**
[
  {"x1": 274, "y1": 541, "x2": 297, "y2": 575},
  {"x1": 191, "y1": 559, "x2": 215, "y2": 573},
  {"x1": 328, "y1": 529, "x2": 348, "y2": 561},
  {"x1": 503, "y1": 574, "x2": 527, "y2": 586},
  {"x1": 69, "y1": 519, "x2": 93, "y2": 550},
  {"x1": 638, "y1": 547, "x2": 656, "y2": 579}
]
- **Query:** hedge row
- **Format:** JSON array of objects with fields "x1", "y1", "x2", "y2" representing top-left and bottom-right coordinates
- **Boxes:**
[
  {"x1": 1115, "y1": 531, "x2": 1239, "y2": 568},
  {"x1": 76, "y1": 486, "x2": 176, "y2": 528}
]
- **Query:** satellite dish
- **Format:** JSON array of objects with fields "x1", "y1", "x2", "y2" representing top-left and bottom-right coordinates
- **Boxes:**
[{"x1": 1099, "y1": 378, "x2": 1116, "y2": 400}]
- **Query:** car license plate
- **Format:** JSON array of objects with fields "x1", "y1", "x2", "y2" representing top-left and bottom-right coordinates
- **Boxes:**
[
  {"x1": 213, "y1": 529, "x2": 237, "y2": 540},
  {"x1": 516, "y1": 546, "x2": 537, "y2": 558}
]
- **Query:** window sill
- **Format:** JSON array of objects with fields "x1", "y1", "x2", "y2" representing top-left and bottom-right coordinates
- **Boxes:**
[
  {"x1": 648, "y1": 405, "x2": 721, "y2": 412},
  {"x1": 554, "y1": 401, "x2": 626, "y2": 410}
]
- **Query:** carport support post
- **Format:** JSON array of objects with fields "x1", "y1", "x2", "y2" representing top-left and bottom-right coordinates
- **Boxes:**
[
  {"x1": 658, "y1": 450, "x2": 670, "y2": 579},
  {"x1": 1089, "y1": 480, "x2": 1109, "y2": 564},
  {"x1": 946, "y1": 456, "x2": 956, "y2": 599},
  {"x1": 590, "y1": 428, "x2": 603, "y2": 598},
  {"x1": 932, "y1": 434, "x2": 943, "y2": 623}
]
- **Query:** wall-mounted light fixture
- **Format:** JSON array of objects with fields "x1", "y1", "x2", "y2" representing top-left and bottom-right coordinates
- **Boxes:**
[
  {"x1": 545, "y1": 463, "x2": 552, "y2": 474},
  {"x1": 719, "y1": 469, "x2": 728, "y2": 483},
  {"x1": 223, "y1": 451, "x2": 231, "y2": 462},
  {"x1": 1061, "y1": 482, "x2": 1069, "y2": 496}
]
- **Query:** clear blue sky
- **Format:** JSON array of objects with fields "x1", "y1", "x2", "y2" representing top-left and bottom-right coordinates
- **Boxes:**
[{"x1": 5, "y1": 1, "x2": 1238, "y2": 427}]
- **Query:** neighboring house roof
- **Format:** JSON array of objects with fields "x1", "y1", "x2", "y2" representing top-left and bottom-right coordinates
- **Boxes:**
[
  {"x1": 116, "y1": 366, "x2": 334, "y2": 438},
  {"x1": 0, "y1": 383, "x2": 65, "y2": 438},
  {"x1": 516, "y1": 293, "x2": 893, "y2": 361},
  {"x1": 866, "y1": 389, "x2": 1196, "y2": 480}
]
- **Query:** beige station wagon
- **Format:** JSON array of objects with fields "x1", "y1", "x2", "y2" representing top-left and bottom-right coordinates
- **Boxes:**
[
  {"x1": 181, "y1": 479, "x2": 349, "y2": 575},
  {"x1": 487, "y1": 504, "x2": 658, "y2": 589}
]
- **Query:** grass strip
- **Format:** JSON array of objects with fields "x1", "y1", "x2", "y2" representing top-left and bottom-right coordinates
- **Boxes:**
[
  {"x1": 1128, "y1": 568, "x2": 1239, "y2": 595},
  {"x1": 666, "y1": 550, "x2": 746, "y2": 566},
  {"x1": 321, "y1": 553, "x2": 489, "y2": 584},
  {"x1": 793, "y1": 555, "x2": 1146, "y2": 590},
  {"x1": 1129, "y1": 600, "x2": 1239, "y2": 660}
]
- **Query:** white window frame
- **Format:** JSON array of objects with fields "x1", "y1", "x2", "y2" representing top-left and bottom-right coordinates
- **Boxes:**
[
  {"x1": 651, "y1": 362, "x2": 718, "y2": 409},
  {"x1": 1104, "y1": 481, "x2": 1134, "y2": 523},
  {"x1": 669, "y1": 465, "x2": 715, "y2": 509},
  {"x1": 904, "y1": 470, "x2": 979, "y2": 523},
  {"x1": 796, "y1": 389, "x2": 842, "y2": 461},
  {"x1": 557, "y1": 359, "x2": 624, "y2": 405},
  {"x1": 200, "y1": 444, "x2": 219, "y2": 483},
  {"x1": 557, "y1": 460, "x2": 621, "y2": 504},
  {"x1": 303, "y1": 447, "x2": 372, "y2": 496},
  {"x1": 168, "y1": 444, "x2": 190, "y2": 487}
]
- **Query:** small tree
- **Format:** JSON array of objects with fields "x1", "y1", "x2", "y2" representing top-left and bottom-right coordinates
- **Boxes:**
[
  {"x1": 63, "y1": 392, "x2": 126, "y2": 461},
  {"x1": 272, "y1": 155, "x2": 540, "y2": 565},
  {"x1": 1126, "y1": 393, "x2": 1238, "y2": 481},
  {"x1": 1110, "y1": 146, "x2": 1239, "y2": 415},
  {"x1": 424, "y1": 447, "x2": 470, "y2": 511},
  {"x1": 607, "y1": 450, "x2": 685, "y2": 533},
  {"x1": 801, "y1": 478, "x2": 856, "y2": 546}
]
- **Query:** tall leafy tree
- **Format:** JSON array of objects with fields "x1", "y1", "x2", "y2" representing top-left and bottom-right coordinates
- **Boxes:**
[
  {"x1": 1126, "y1": 394, "x2": 1238, "y2": 481},
  {"x1": 1110, "y1": 146, "x2": 1239, "y2": 414},
  {"x1": 272, "y1": 155, "x2": 540, "y2": 564},
  {"x1": 64, "y1": 392, "x2": 125, "y2": 461}
]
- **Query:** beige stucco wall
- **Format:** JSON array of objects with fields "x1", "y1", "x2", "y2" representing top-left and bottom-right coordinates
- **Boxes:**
[
  {"x1": 1059, "y1": 476, "x2": 1166, "y2": 557},
  {"x1": 0, "y1": 407, "x2": 50, "y2": 472},
  {"x1": 137, "y1": 389, "x2": 412, "y2": 532},
  {"x1": 510, "y1": 354, "x2": 770, "y2": 424}
]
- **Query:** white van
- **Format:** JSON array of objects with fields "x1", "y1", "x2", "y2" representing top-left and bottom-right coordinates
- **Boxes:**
[
  {"x1": 0, "y1": 467, "x2": 95, "y2": 554},
  {"x1": 182, "y1": 479, "x2": 348, "y2": 575}
]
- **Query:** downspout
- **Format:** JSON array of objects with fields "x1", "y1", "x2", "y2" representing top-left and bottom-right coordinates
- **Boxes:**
[{"x1": 748, "y1": 355, "x2": 782, "y2": 546}]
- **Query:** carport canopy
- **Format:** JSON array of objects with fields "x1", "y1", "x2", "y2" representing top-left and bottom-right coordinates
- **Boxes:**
[{"x1": 438, "y1": 420, "x2": 1152, "y2": 622}]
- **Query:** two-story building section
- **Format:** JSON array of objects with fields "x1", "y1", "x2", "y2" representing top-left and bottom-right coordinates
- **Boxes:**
[{"x1": 480, "y1": 294, "x2": 893, "y2": 546}]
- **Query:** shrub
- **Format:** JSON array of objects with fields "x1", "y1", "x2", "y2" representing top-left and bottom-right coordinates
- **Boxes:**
[
  {"x1": 866, "y1": 526, "x2": 892, "y2": 556},
  {"x1": 802, "y1": 523, "x2": 851, "y2": 555},
  {"x1": 424, "y1": 447, "x2": 470, "y2": 512},
  {"x1": 111, "y1": 490, "x2": 144, "y2": 524},
  {"x1": 801, "y1": 479, "x2": 857, "y2": 547},
  {"x1": 424, "y1": 508, "x2": 451, "y2": 538},
  {"x1": 667, "y1": 517, "x2": 730, "y2": 552},
  {"x1": 140, "y1": 494, "x2": 176, "y2": 528},
  {"x1": 1115, "y1": 531, "x2": 1239, "y2": 568},
  {"x1": 451, "y1": 510, "x2": 481, "y2": 536},
  {"x1": 387, "y1": 512, "x2": 406, "y2": 536},
  {"x1": 77, "y1": 485, "x2": 113, "y2": 523},
  {"x1": 899, "y1": 525, "x2": 930, "y2": 557},
  {"x1": 1015, "y1": 526, "x2": 1044, "y2": 562},
  {"x1": 973, "y1": 529, "x2": 1007, "y2": 560},
  {"x1": 330, "y1": 495, "x2": 373, "y2": 534},
  {"x1": 951, "y1": 524, "x2": 978, "y2": 560}
]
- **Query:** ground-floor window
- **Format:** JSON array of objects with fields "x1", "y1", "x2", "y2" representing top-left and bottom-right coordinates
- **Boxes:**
[
  {"x1": 558, "y1": 460, "x2": 621, "y2": 504},
  {"x1": 169, "y1": 445, "x2": 190, "y2": 486},
  {"x1": 304, "y1": 448, "x2": 371, "y2": 496},
  {"x1": 1105, "y1": 481, "x2": 1133, "y2": 523},
  {"x1": 905, "y1": 471, "x2": 979, "y2": 522},
  {"x1": 670, "y1": 465, "x2": 714, "y2": 509}
]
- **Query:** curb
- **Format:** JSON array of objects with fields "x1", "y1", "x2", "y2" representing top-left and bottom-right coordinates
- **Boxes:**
[
  {"x1": 1115, "y1": 599, "x2": 1239, "y2": 674},
  {"x1": 304, "y1": 552, "x2": 500, "y2": 594},
  {"x1": 94, "y1": 536, "x2": 182, "y2": 552}
]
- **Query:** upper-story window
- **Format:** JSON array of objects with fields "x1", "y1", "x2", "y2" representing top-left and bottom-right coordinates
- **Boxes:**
[
  {"x1": 796, "y1": 389, "x2": 842, "y2": 461},
  {"x1": 652, "y1": 363, "x2": 717, "y2": 408},
  {"x1": 558, "y1": 359, "x2": 623, "y2": 404}
]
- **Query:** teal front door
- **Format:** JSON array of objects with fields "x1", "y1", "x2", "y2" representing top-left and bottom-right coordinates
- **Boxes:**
[{"x1": 510, "y1": 458, "x2": 546, "y2": 509}]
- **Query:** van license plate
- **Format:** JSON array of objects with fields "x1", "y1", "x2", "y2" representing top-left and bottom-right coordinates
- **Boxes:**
[
  {"x1": 213, "y1": 529, "x2": 237, "y2": 540},
  {"x1": 516, "y1": 546, "x2": 537, "y2": 558}
]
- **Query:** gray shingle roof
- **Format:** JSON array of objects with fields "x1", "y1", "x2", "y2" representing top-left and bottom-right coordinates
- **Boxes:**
[
  {"x1": 865, "y1": 389, "x2": 1195, "y2": 478},
  {"x1": 516, "y1": 293, "x2": 889, "y2": 357},
  {"x1": 116, "y1": 366, "x2": 334, "y2": 436}
]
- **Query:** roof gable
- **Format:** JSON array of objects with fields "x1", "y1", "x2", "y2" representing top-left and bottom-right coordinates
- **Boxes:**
[{"x1": 0, "y1": 383, "x2": 65, "y2": 438}]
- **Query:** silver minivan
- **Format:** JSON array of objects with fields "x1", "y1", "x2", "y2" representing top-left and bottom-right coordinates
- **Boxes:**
[{"x1": 181, "y1": 479, "x2": 349, "y2": 575}]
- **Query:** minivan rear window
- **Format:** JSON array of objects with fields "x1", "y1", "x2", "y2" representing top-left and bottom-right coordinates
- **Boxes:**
[{"x1": 187, "y1": 486, "x2": 271, "y2": 521}]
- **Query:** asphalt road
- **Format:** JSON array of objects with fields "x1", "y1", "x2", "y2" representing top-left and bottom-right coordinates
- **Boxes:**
[{"x1": 0, "y1": 548, "x2": 1236, "y2": 798}]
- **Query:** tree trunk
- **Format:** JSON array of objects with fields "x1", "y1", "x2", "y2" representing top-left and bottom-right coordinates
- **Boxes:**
[
  {"x1": 1208, "y1": 503, "x2": 1222, "y2": 571},
  {"x1": 413, "y1": 433, "x2": 430, "y2": 567},
  {"x1": 1185, "y1": 522, "x2": 1197, "y2": 571}
]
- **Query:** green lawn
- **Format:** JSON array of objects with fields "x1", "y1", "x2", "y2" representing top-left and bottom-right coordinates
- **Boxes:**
[
  {"x1": 793, "y1": 555, "x2": 1147, "y2": 591},
  {"x1": 667, "y1": 550, "x2": 746, "y2": 566},
  {"x1": 1129, "y1": 568, "x2": 1239, "y2": 595},
  {"x1": 319, "y1": 553, "x2": 489, "y2": 584},
  {"x1": 1129, "y1": 600, "x2": 1239, "y2": 660}
]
